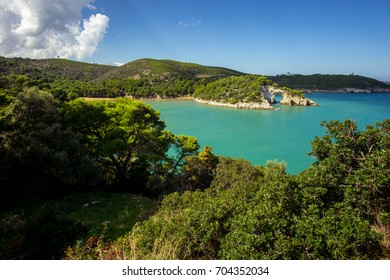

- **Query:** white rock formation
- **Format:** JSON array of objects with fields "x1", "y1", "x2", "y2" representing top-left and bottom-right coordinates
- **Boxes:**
[{"x1": 261, "y1": 85, "x2": 318, "y2": 106}]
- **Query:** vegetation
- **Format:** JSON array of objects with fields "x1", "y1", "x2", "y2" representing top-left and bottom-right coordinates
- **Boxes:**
[
  {"x1": 194, "y1": 75, "x2": 273, "y2": 103},
  {"x1": 0, "y1": 88, "x2": 198, "y2": 259},
  {"x1": 0, "y1": 56, "x2": 114, "y2": 81},
  {"x1": 65, "y1": 120, "x2": 390, "y2": 260},
  {"x1": 1, "y1": 56, "x2": 390, "y2": 260},
  {"x1": 0, "y1": 57, "x2": 242, "y2": 103},
  {"x1": 96, "y1": 58, "x2": 244, "y2": 81},
  {"x1": 270, "y1": 74, "x2": 390, "y2": 91}
]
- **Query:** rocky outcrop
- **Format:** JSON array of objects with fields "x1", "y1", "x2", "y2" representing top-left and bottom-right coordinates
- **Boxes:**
[
  {"x1": 261, "y1": 85, "x2": 318, "y2": 106},
  {"x1": 280, "y1": 95, "x2": 318, "y2": 106}
]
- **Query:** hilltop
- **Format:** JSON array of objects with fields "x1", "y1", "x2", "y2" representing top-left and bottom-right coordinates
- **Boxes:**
[{"x1": 95, "y1": 58, "x2": 244, "y2": 81}]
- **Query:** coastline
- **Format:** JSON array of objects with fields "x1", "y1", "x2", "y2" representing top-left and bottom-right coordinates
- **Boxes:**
[
  {"x1": 135, "y1": 95, "x2": 276, "y2": 110},
  {"x1": 304, "y1": 88, "x2": 390, "y2": 94},
  {"x1": 138, "y1": 95, "x2": 193, "y2": 101},
  {"x1": 81, "y1": 96, "x2": 314, "y2": 110},
  {"x1": 193, "y1": 98, "x2": 274, "y2": 110}
]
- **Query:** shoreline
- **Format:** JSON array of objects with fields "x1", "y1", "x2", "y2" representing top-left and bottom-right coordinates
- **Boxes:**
[
  {"x1": 135, "y1": 95, "x2": 276, "y2": 110},
  {"x1": 138, "y1": 96, "x2": 193, "y2": 101},
  {"x1": 193, "y1": 98, "x2": 274, "y2": 110}
]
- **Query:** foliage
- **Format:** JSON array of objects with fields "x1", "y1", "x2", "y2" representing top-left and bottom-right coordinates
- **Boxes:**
[
  {"x1": 0, "y1": 88, "x2": 97, "y2": 209},
  {"x1": 303, "y1": 119, "x2": 390, "y2": 219},
  {"x1": 0, "y1": 89, "x2": 199, "y2": 211},
  {"x1": 179, "y1": 146, "x2": 219, "y2": 191},
  {"x1": 99, "y1": 157, "x2": 382, "y2": 260},
  {"x1": 64, "y1": 98, "x2": 176, "y2": 193},
  {"x1": 170, "y1": 135, "x2": 200, "y2": 176}
]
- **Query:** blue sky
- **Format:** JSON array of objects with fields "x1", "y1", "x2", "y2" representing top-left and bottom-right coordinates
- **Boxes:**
[
  {"x1": 90, "y1": 0, "x2": 390, "y2": 80},
  {"x1": 1, "y1": 0, "x2": 389, "y2": 80}
]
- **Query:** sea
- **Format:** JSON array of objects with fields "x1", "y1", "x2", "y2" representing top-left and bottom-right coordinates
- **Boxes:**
[{"x1": 145, "y1": 92, "x2": 390, "y2": 174}]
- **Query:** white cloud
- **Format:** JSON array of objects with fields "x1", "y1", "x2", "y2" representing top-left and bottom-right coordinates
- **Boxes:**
[
  {"x1": 87, "y1": 4, "x2": 97, "y2": 10},
  {"x1": 179, "y1": 19, "x2": 202, "y2": 28},
  {"x1": 0, "y1": 0, "x2": 109, "y2": 60}
]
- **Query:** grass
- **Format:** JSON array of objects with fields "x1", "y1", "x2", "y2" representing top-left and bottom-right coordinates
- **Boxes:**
[
  {"x1": 38, "y1": 192, "x2": 157, "y2": 240},
  {"x1": 0, "y1": 192, "x2": 157, "y2": 259}
]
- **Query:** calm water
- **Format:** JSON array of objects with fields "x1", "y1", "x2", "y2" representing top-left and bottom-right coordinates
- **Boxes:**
[{"x1": 145, "y1": 93, "x2": 390, "y2": 174}]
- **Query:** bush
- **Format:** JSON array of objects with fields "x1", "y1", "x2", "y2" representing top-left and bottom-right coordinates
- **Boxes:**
[{"x1": 97, "y1": 156, "x2": 382, "y2": 259}]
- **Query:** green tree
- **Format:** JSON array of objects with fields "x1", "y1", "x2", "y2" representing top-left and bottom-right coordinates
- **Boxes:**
[
  {"x1": 304, "y1": 119, "x2": 390, "y2": 218},
  {"x1": 64, "y1": 98, "x2": 173, "y2": 192},
  {"x1": 180, "y1": 146, "x2": 219, "y2": 191},
  {"x1": 170, "y1": 135, "x2": 200, "y2": 176},
  {"x1": 0, "y1": 88, "x2": 95, "y2": 208}
]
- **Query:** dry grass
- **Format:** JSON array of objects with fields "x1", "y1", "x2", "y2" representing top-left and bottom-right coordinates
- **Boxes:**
[{"x1": 373, "y1": 217, "x2": 390, "y2": 259}]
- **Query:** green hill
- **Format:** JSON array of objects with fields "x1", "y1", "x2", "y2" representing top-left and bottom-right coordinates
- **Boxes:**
[
  {"x1": 96, "y1": 58, "x2": 244, "y2": 81},
  {"x1": 0, "y1": 56, "x2": 114, "y2": 81},
  {"x1": 269, "y1": 74, "x2": 390, "y2": 92}
]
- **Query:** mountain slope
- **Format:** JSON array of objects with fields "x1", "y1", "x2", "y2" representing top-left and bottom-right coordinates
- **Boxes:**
[
  {"x1": 0, "y1": 56, "x2": 114, "y2": 81},
  {"x1": 96, "y1": 58, "x2": 244, "y2": 81}
]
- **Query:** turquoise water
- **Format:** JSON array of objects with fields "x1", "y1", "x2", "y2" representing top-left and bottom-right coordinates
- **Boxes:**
[{"x1": 145, "y1": 93, "x2": 390, "y2": 174}]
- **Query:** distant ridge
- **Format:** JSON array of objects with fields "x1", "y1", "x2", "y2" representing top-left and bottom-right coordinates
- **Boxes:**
[
  {"x1": 96, "y1": 58, "x2": 244, "y2": 81},
  {"x1": 269, "y1": 74, "x2": 390, "y2": 93}
]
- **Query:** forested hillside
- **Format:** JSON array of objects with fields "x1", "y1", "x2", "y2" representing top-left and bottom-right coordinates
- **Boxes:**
[
  {"x1": 0, "y1": 56, "x2": 114, "y2": 81},
  {"x1": 96, "y1": 58, "x2": 244, "y2": 81},
  {"x1": 270, "y1": 74, "x2": 390, "y2": 92}
]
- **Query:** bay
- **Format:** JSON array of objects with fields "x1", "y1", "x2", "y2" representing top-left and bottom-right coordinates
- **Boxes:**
[{"x1": 145, "y1": 93, "x2": 390, "y2": 174}]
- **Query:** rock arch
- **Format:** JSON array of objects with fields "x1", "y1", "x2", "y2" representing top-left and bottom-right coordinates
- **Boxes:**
[{"x1": 261, "y1": 85, "x2": 318, "y2": 107}]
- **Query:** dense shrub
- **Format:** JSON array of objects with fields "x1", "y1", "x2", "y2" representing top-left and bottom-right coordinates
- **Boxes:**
[{"x1": 77, "y1": 120, "x2": 389, "y2": 260}]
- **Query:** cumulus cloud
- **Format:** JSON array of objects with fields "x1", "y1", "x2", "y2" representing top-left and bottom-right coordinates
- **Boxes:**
[{"x1": 0, "y1": 0, "x2": 109, "y2": 59}]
